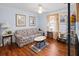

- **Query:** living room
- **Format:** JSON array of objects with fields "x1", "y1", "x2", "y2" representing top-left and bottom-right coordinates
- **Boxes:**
[{"x1": 0, "y1": 3, "x2": 78, "y2": 56}]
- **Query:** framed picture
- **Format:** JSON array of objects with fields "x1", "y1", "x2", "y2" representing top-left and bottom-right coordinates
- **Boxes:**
[
  {"x1": 29, "y1": 16, "x2": 36, "y2": 26},
  {"x1": 16, "y1": 14, "x2": 26, "y2": 27},
  {"x1": 60, "y1": 13, "x2": 68, "y2": 23}
]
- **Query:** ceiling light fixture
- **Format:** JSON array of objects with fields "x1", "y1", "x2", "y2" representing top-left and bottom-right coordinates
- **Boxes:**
[{"x1": 38, "y1": 4, "x2": 43, "y2": 14}]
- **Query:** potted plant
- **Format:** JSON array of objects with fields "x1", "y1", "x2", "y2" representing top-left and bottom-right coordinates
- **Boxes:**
[{"x1": 6, "y1": 30, "x2": 12, "y2": 34}]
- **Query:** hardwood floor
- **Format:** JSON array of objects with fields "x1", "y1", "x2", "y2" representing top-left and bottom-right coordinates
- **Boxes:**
[{"x1": 0, "y1": 38, "x2": 67, "y2": 56}]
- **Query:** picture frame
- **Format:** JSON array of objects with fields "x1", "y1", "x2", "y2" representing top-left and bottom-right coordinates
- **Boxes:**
[
  {"x1": 59, "y1": 13, "x2": 68, "y2": 34},
  {"x1": 60, "y1": 13, "x2": 68, "y2": 23},
  {"x1": 16, "y1": 14, "x2": 26, "y2": 27},
  {"x1": 29, "y1": 16, "x2": 36, "y2": 26}
]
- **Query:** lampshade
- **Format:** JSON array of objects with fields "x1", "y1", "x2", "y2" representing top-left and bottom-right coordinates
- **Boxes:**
[
  {"x1": 1, "y1": 23, "x2": 10, "y2": 29},
  {"x1": 1, "y1": 23, "x2": 13, "y2": 35}
]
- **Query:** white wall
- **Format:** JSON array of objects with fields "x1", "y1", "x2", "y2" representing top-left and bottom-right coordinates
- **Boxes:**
[{"x1": 0, "y1": 7, "x2": 39, "y2": 32}]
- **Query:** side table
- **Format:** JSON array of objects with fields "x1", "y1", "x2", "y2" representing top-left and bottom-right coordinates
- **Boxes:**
[{"x1": 2, "y1": 34, "x2": 13, "y2": 46}]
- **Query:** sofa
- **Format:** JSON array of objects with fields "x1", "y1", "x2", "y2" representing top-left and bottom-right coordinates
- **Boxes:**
[{"x1": 15, "y1": 28, "x2": 42, "y2": 47}]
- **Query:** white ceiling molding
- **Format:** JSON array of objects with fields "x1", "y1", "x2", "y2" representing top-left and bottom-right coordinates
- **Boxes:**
[{"x1": 0, "y1": 3, "x2": 67, "y2": 14}]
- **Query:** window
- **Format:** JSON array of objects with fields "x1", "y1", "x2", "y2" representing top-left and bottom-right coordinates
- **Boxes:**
[{"x1": 47, "y1": 14, "x2": 59, "y2": 32}]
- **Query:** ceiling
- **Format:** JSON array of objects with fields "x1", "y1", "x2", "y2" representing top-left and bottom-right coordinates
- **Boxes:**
[{"x1": 0, "y1": 3, "x2": 67, "y2": 13}]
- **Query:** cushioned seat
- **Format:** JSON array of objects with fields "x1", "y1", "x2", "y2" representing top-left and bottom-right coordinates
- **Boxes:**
[{"x1": 15, "y1": 28, "x2": 43, "y2": 47}]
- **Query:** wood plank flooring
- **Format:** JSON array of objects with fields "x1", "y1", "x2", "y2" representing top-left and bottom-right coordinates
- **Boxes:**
[{"x1": 0, "y1": 38, "x2": 67, "y2": 56}]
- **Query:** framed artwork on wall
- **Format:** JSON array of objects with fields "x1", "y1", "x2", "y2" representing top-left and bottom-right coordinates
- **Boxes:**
[
  {"x1": 16, "y1": 14, "x2": 26, "y2": 27},
  {"x1": 29, "y1": 16, "x2": 36, "y2": 26},
  {"x1": 60, "y1": 14, "x2": 68, "y2": 23},
  {"x1": 59, "y1": 13, "x2": 68, "y2": 34}
]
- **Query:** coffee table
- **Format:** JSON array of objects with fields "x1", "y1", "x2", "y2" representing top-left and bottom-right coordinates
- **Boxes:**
[
  {"x1": 31, "y1": 36, "x2": 48, "y2": 53},
  {"x1": 34, "y1": 36, "x2": 46, "y2": 49}
]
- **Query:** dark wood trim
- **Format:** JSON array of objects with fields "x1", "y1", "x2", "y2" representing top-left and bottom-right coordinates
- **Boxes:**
[{"x1": 68, "y1": 3, "x2": 71, "y2": 56}]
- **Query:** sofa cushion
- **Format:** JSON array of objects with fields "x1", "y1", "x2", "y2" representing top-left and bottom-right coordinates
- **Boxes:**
[{"x1": 27, "y1": 29, "x2": 33, "y2": 35}]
